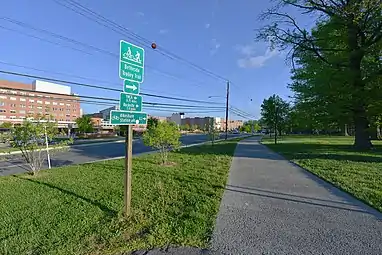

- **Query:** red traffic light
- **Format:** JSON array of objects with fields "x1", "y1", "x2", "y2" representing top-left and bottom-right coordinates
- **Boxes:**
[{"x1": 151, "y1": 43, "x2": 157, "y2": 49}]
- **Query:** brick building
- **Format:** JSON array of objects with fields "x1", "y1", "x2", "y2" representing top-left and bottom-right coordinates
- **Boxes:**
[{"x1": 0, "y1": 80, "x2": 81, "y2": 127}]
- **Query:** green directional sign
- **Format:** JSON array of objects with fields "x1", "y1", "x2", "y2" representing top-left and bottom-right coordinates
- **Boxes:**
[
  {"x1": 120, "y1": 40, "x2": 144, "y2": 83},
  {"x1": 123, "y1": 80, "x2": 140, "y2": 94},
  {"x1": 120, "y1": 62, "x2": 144, "y2": 83},
  {"x1": 110, "y1": 110, "x2": 147, "y2": 125},
  {"x1": 119, "y1": 92, "x2": 142, "y2": 112}
]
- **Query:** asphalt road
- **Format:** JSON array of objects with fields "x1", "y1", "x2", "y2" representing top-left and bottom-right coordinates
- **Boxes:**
[{"x1": 0, "y1": 133, "x2": 242, "y2": 176}]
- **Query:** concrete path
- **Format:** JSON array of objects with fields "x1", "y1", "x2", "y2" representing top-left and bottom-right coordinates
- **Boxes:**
[{"x1": 210, "y1": 137, "x2": 382, "y2": 255}]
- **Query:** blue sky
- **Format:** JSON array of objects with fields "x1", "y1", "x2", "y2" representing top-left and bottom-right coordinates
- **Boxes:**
[{"x1": 0, "y1": 0, "x2": 312, "y2": 119}]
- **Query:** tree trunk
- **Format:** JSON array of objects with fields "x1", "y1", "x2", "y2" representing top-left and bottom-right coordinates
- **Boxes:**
[
  {"x1": 347, "y1": 23, "x2": 372, "y2": 150},
  {"x1": 354, "y1": 113, "x2": 372, "y2": 149},
  {"x1": 344, "y1": 124, "x2": 349, "y2": 136}
]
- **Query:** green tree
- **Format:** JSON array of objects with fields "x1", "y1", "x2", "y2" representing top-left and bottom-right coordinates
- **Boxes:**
[
  {"x1": 10, "y1": 119, "x2": 72, "y2": 175},
  {"x1": 75, "y1": 116, "x2": 94, "y2": 136},
  {"x1": 0, "y1": 122, "x2": 13, "y2": 129},
  {"x1": 143, "y1": 121, "x2": 181, "y2": 164},
  {"x1": 190, "y1": 124, "x2": 198, "y2": 132},
  {"x1": 261, "y1": 95, "x2": 290, "y2": 136},
  {"x1": 147, "y1": 117, "x2": 159, "y2": 130},
  {"x1": 207, "y1": 119, "x2": 220, "y2": 145},
  {"x1": 184, "y1": 124, "x2": 190, "y2": 131},
  {"x1": 257, "y1": 0, "x2": 382, "y2": 149}
]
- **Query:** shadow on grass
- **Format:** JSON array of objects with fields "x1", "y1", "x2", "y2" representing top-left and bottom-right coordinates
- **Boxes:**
[{"x1": 13, "y1": 176, "x2": 118, "y2": 217}]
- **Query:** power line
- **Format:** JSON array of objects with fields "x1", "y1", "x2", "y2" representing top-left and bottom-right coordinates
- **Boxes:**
[
  {"x1": 0, "y1": 25, "x2": 92, "y2": 55},
  {"x1": 0, "y1": 86, "x2": 225, "y2": 110},
  {"x1": 0, "y1": 70, "x2": 224, "y2": 105},
  {"x1": 1, "y1": 17, "x2": 212, "y2": 89},
  {"x1": 54, "y1": 0, "x2": 230, "y2": 82},
  {"x1": 0, "y1": 60, "x2": 206, "y2": 98}
]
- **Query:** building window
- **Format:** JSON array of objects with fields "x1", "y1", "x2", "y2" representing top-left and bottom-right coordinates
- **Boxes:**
[
  {"x1": 72, "y1": 115, "x2": 77, "y2": 118},
  {"x1": 0, "y1": 109, "x2": 6, "y2": 113},
  {"x1": 66, "y1": 103, "x2": 71, "y2": 107},
  {"x1": 0, "y1": 89, "x2": 7, "y2": 93},
  {"x1": 10, "y1": 91, "x2": 17, "y2": 95},
  {"x1": 28, "y1": 111, "x2": 34, "y2": 114},
  {"x1": 19, "y1": 110, "x2": 26, "y2": 114},
  {"x1": 10, "y1": 110, "x2": 16, "y2": 113},
  {"x1": 37, "y1": 100, "x2": 42, "y2": 104},
  {"x1": 72, "y1": 109, "x2": 76, "y2": 112},
  {"x1": 66, "y1": 109, "x2": 71, "y2": 113},
  {"x1": 29, "y1": 99, "x2": 35, "y2": 103},
  {"x1": 10, "y1": 116, "x2": 16, "y2": 119},
  {"x1": 53, "y1": 102, "x2": 57, "y2": 105},
  {"x1": 20, "y1": 98, "x2": 26, "y2": 102},
  {"x1": 45, "y1": 95, "x2": 50, "y2": 98},
  {"x1": 45, "y1": 101, "x2": 50, "y2": 105},
  {"x1": 10, "y1": 103, "x2": 16, "y2": 107},
  {"x1": 0, "y1": 102, "x2": 4, "y2": 106},
  {"x1": 28, "y1": 105, "x2": 34, "y2": 109},
  {"x1": 37, "y1": 95, "x2": 43, "y2": 97},
  {"x1": 20, "y1": 104, "x2": 26, "y2": 108},
  {"x1": 37, "y1": 106, "x2": 42, "y2": 110},
  {"x1": 59, "y1": 103, "x2": 64, "y2": 106},
  {"x1": 10, "y1": 97, "x2": 16, "y2": 101},
  {"x1": 65, "y1": 114, "x2": 71, "y2": 117},
  {"x1": 20, "y1": 92, "x2": 27, "y2": 96},
  {"x1": 0, "y1": 115, "x2": 6, "y2": 119},
  {"x1": 29, "y1": 93, "x2": 35, "y2": 97},
  {"x1": 0, "y1": 95, "x2": 6, "y2": 99},
  {"x1": 59, "y1": 108, "x2": 63, "y2": 111}
]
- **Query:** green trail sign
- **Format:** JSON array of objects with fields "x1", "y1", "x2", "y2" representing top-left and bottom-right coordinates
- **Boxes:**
[
  {"x1": 120, "y1": 40, "x2": 144, "y2": 83},
  {"x1": 110, "y1": 110, "x2": 147, "y2": 125},
  {"x1": 119, "y1": 92, "x2": 142, "y2": 112},
  {"x1": 123, "y1": 80, "x2": 140, "y2": 94}
]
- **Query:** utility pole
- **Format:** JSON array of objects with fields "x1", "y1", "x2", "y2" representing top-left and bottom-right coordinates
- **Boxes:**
[
  {"x1": 124, "y1": 125, "x2": 133, "y2": 216},
  {"x1": 225, "y1": 81, "x2": 230, "y2": 140}
]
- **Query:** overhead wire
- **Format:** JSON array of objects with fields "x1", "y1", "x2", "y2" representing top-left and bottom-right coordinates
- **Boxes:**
[
  {"x1": 0, "y1": 70, "x2": 224, "y2": 105},
  {"x1": 0, "y1": 17, "x2": 210, "y2": 89},
  {"x1": 54, "y1": 0, "x2": 229, "y2": 82}
]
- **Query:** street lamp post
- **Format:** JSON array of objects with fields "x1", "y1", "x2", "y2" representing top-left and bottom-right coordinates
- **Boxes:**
[{"x1": 208, "y1": 81, "x2": 230, "y2": 140}]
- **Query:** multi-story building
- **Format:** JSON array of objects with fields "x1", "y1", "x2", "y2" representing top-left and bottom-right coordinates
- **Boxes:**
[
  {"x1": 221, "y1": 119, "x2": 244, "y2": 131},
  {"x1": 0, "y1": 80, "x2": 81, "y2": 127},
  {"x1": 182, "y1": 117, "x2": 222, "y2": 130}
]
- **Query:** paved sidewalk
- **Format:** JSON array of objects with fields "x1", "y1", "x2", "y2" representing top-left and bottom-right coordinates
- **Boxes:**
[{"x1": 210, "y1": 137, "x2": 382, "y2": 255}]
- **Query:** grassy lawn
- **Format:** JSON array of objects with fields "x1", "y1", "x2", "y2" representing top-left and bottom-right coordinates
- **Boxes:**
[
  {"x1": 262, "y1": 135, "x2": 382, "y2": 212},
  {"x1": 0, "y1": 140, "x2": 238, "y2": 255}
]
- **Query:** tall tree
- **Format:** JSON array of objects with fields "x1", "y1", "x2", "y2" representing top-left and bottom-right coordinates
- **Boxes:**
[
  {"x1": 261, "y1": 95, "x2": 290, "y2": 135},
  {"x1": 75, "y1": 116, "x2": 94, "y2": 135},
  {"x1": 258, "y1": 0, "x2": 382, "y2": 149}
]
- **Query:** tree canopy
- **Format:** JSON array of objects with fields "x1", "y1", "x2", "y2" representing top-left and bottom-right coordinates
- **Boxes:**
[{"x1": 258, "y1": 0, "x2": 382, "y2": 149}]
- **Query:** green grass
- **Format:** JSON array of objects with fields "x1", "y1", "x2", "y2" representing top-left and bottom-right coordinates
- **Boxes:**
[
  {"x1": 262, "y1": 135, "x2": 382, "y2": 212},
  {"x1": 0, "y1": 140, "x2": 238, "y2": 255}
]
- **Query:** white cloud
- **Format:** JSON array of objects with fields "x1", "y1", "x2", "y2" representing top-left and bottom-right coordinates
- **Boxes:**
[
  {"x1": 159, "y1": 29, "x2": 169, "y2": 34},
  {"x1": 205, "y1": 23, "x2": 211, "y2": 29},
  {"x1": 235, "y1": 44, "x2": 257, "y2": 56},
  {"x1": 210, "y1": 39, "x2": 221, "y2": 55},
  {"x1": 237, "y1": 46, "x2": 279, "y2": 68}
]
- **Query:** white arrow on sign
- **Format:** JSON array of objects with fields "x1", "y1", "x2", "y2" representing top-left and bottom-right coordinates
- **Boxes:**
[{"x1": 125, "y1": 84, "x2": 138, "y2": 91}]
